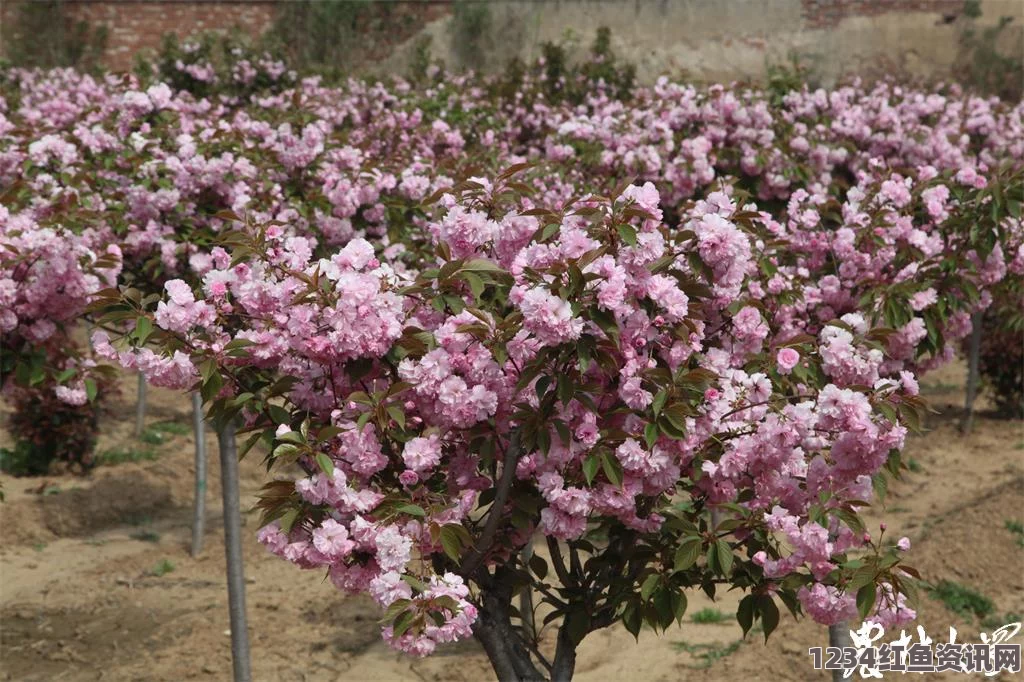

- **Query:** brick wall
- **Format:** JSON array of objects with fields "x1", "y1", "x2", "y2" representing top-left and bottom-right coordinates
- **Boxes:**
[
  {"x1": 0, "y1": 0, "x2": 450, "y2": 71},
  {"x1": 2, "y1": 0, "x2": 276, "y2": 71},
  {"x1": 73, "y1": 1, "x2": 278, "y2": 70}
]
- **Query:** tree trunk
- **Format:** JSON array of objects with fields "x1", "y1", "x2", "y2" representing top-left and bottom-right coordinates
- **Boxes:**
[
  {"x1": 134, "y1": 373, "x2": 147, "y2": 437},
  {"x1": 190, "y1": 393, "x2": 207, "y2": 557},
  {"x1": 550, "y1": 628, "x2": 577, "y2": 682},
  {"x1": 960, "y1": 311, "x2": 983, "y2": 433},
  {"x1": 829, "y1": 621, "x2": 853, "y2": 682},
  {"x1": 217, "y1": 424, "x2": 252, "y2": 682},
  {"x1": 474, "y1": 583, "x2": 544, "y2": 682}
]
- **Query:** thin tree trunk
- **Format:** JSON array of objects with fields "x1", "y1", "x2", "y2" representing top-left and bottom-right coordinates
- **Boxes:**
[
  {"x1": 217, "y1": 424, "x2": 252, "y2": 682},
  {"x1": 519, "y1": 542, "x2": 535, "y2": 636},
  {"x1": 710, "y1": 506, "x2": 723, "y2": 530},
  {"x1": 190, "y1": 393, "x2": 207, "y2": 558},
  {"x1": 960, "y1": 311, "x2": 983, "y2": 433},
  {"x1": 829, "y1": 622, "x2": 853, "y2": 681},
  {"x1": 134, "y1": 373, "x2": 147, "y2": 437}
]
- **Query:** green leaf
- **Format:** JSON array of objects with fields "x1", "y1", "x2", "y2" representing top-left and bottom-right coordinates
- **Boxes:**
[
  {"x1": 672, "y1": 590, "x2": 688, "y2": 625},
  {"x1": 653, "y1": 587, "x2": 675, "y2": 630},
  {"x1": 556, "y1": 375, "x2": 574, "y2": 406},
  {"x1": 737, "y1": 595, "x2": 756, "y2": 637},
  {"x1": 380, "y1": 598, "x2": 412, "y2": 622},
  {"x1": 641, "y1": 573, "x2": 660, "y2": 601},
  {"x1": 268, "y1": 404, "x2": 291, "y2": 425},
  {"x1": 616, "y1": 223, "x2": 638, "y2": 246},
  {"x1": 833, "y1": 508, "x2": 865, "y2": 536},
  {"x1": 582, "y1": 454, "x2": 600, "y2": 486},
  {"x1": 84, "y1": 378, "x2": 98, "y2": 402},
  {"x1": 239, "y1": 430, "x2": 263, "y2": 459},
  {"x1": 673, "y1": 537, "x2": 702, "y2": 572},
  {"x1": 278, "y1": 431, "x2": 305, "y2": 444},
  {"x1": 856, "y1": 583, "x2": 877, "y2": 621},
  {"x1": 55, "y1": 368, "x2": 77, "y2": 383},
  {"x1": 757, "y1": 595, "x2": 780, "y2": 641},
  {"x1": 622, "y1": 603, "x2": 642, "y2": 640},
  {"x1": 661, "y1": 404, "x2": 689, "y2": 434},
  {"x1": 134, "y1": 317, "x2": 153, "y2": 344},
  {"x1": 315, "y1": 452, "x2": 334, "y2": 477},
  {"x1": 272, "y1": 443, "x2": 300, "y2": 460},
  {"x1": 847, "y1": 564, "x2": 877, "y2": 592},
  {"x1": 601, "y1": 452, "x2": 624, "y2": 487},
  {"x1": 278, "y1": 508, "x2": 299, "y2": 534},
  {"x1": 651, "y1": 389, "x2": 668, "y2": 416},
  {"x1": 529, "y1": 553, "x2": 548, "y2": 579},
  {"x1": 393, "y1": 610, "x2": 417, "y2": 638},
  {"x1": 200, "y1": 371, "x2": 222, "y2": 402},
  {"x1": 644, "y1": 422, "x2": 660, "y2": 449},
  {"x1": 386, "y1": 405, "x2": 406, "y2": 430},
  {"x1": 439, "y1": 525, "x2": 465, "y2": 561},
  {"x1": 463, "y1": 271, "x2": 485, "y2": 299},
  {"x1": 397, "y1": 504, "x2": 426, "y2": 517},
  {"x1": 715, "y1": 539, "x2": 734, "y2": 576}
]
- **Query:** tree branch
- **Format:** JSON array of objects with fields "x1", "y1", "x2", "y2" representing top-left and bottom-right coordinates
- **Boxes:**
[
  {"x1": 550, "y1": 627, "x2": 577, "y2": 682},
  {"x1": 460, "y1": 433, "x2": 522, "y2": 579},
  {"x1": 545, "y1": 537, "x2": 574, "y2": 589}
]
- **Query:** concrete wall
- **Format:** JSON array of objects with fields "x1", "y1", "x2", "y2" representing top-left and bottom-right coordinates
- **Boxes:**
[{"x1": 379, "y1": 0, "x2": 1024, "y2": 86}]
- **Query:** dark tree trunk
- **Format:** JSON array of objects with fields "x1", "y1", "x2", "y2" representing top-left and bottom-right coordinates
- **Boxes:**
[
  {"x1": 474, "y1": 580, "x2": 545, "y2": 681},
  {"x1": 550, "y1": 628, "x2": 577, "y2": 682}
]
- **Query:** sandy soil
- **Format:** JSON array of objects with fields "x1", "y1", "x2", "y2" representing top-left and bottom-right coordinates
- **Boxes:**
[{"x1": 1, "y1": 361, "x2": 1022, "y2": 681}]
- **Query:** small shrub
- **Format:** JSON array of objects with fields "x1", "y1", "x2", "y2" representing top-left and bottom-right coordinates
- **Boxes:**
[
  {"x1": 1005, "y1": 520, "x2": 1024, "y2": 548},
  {"x1": 451, "y1": 0, "x2": 492, "y2": 70},
  {"x1": 971, "y1": 291, "x2": 1024, "y2": 419},
  {"x1": 5, "y1": 383, "x2": 103, "y2": 475},
  {"x1": 981, "y1": 612, "x2": 1022, "y2": 630},
  {"x1": 930, "y1": 580, "x2": 995, "y2": 620},
  {"x1": 135, "y1": 31, "x2": 296, "y2": 99},
  {"x1": 765, "y1": 52, "x2": 815, "y2": 106},
  {"x1": 499, "y1": 27, "x2": 637, "y2": 106},
  {"x1": 691, "y1": 608, "x2": 729, "y2": 624},
  {"x1": 131, "y1": 530, "x2": 162, "y2": 544},
  {"x1": 149, "y1": 421, "x2": 190, "y2": 436},
  {"x1": 672, "y1": 639, "x2": 744, "y2": 669},
  {"x1": 139, "y1": 429, "x2": 166, "y2": 445},
  {"x1": 149, "y1": 559, "x2": 175, "y2": 577},
  {"x1": 956, "y1": 1, "x2": 1023, "y2": 101}
]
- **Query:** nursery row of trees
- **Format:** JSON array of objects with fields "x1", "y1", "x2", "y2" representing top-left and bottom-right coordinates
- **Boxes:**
[{"x1": 2, "y1": 31, "x2": 1022, "y2": 680}]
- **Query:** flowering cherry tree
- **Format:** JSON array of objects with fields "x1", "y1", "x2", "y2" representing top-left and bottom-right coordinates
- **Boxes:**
[
  {"x1": 94, "y1": 173, "x2": 924, "y2": 679},
  {"x1": 0, "y1": 205, "x2": 122, "y2": 403}
]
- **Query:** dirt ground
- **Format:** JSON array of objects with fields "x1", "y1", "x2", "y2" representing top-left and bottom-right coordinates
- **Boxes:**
[{"x1": 1, "y1": 360, "x2": 1022, "y2": 681}]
